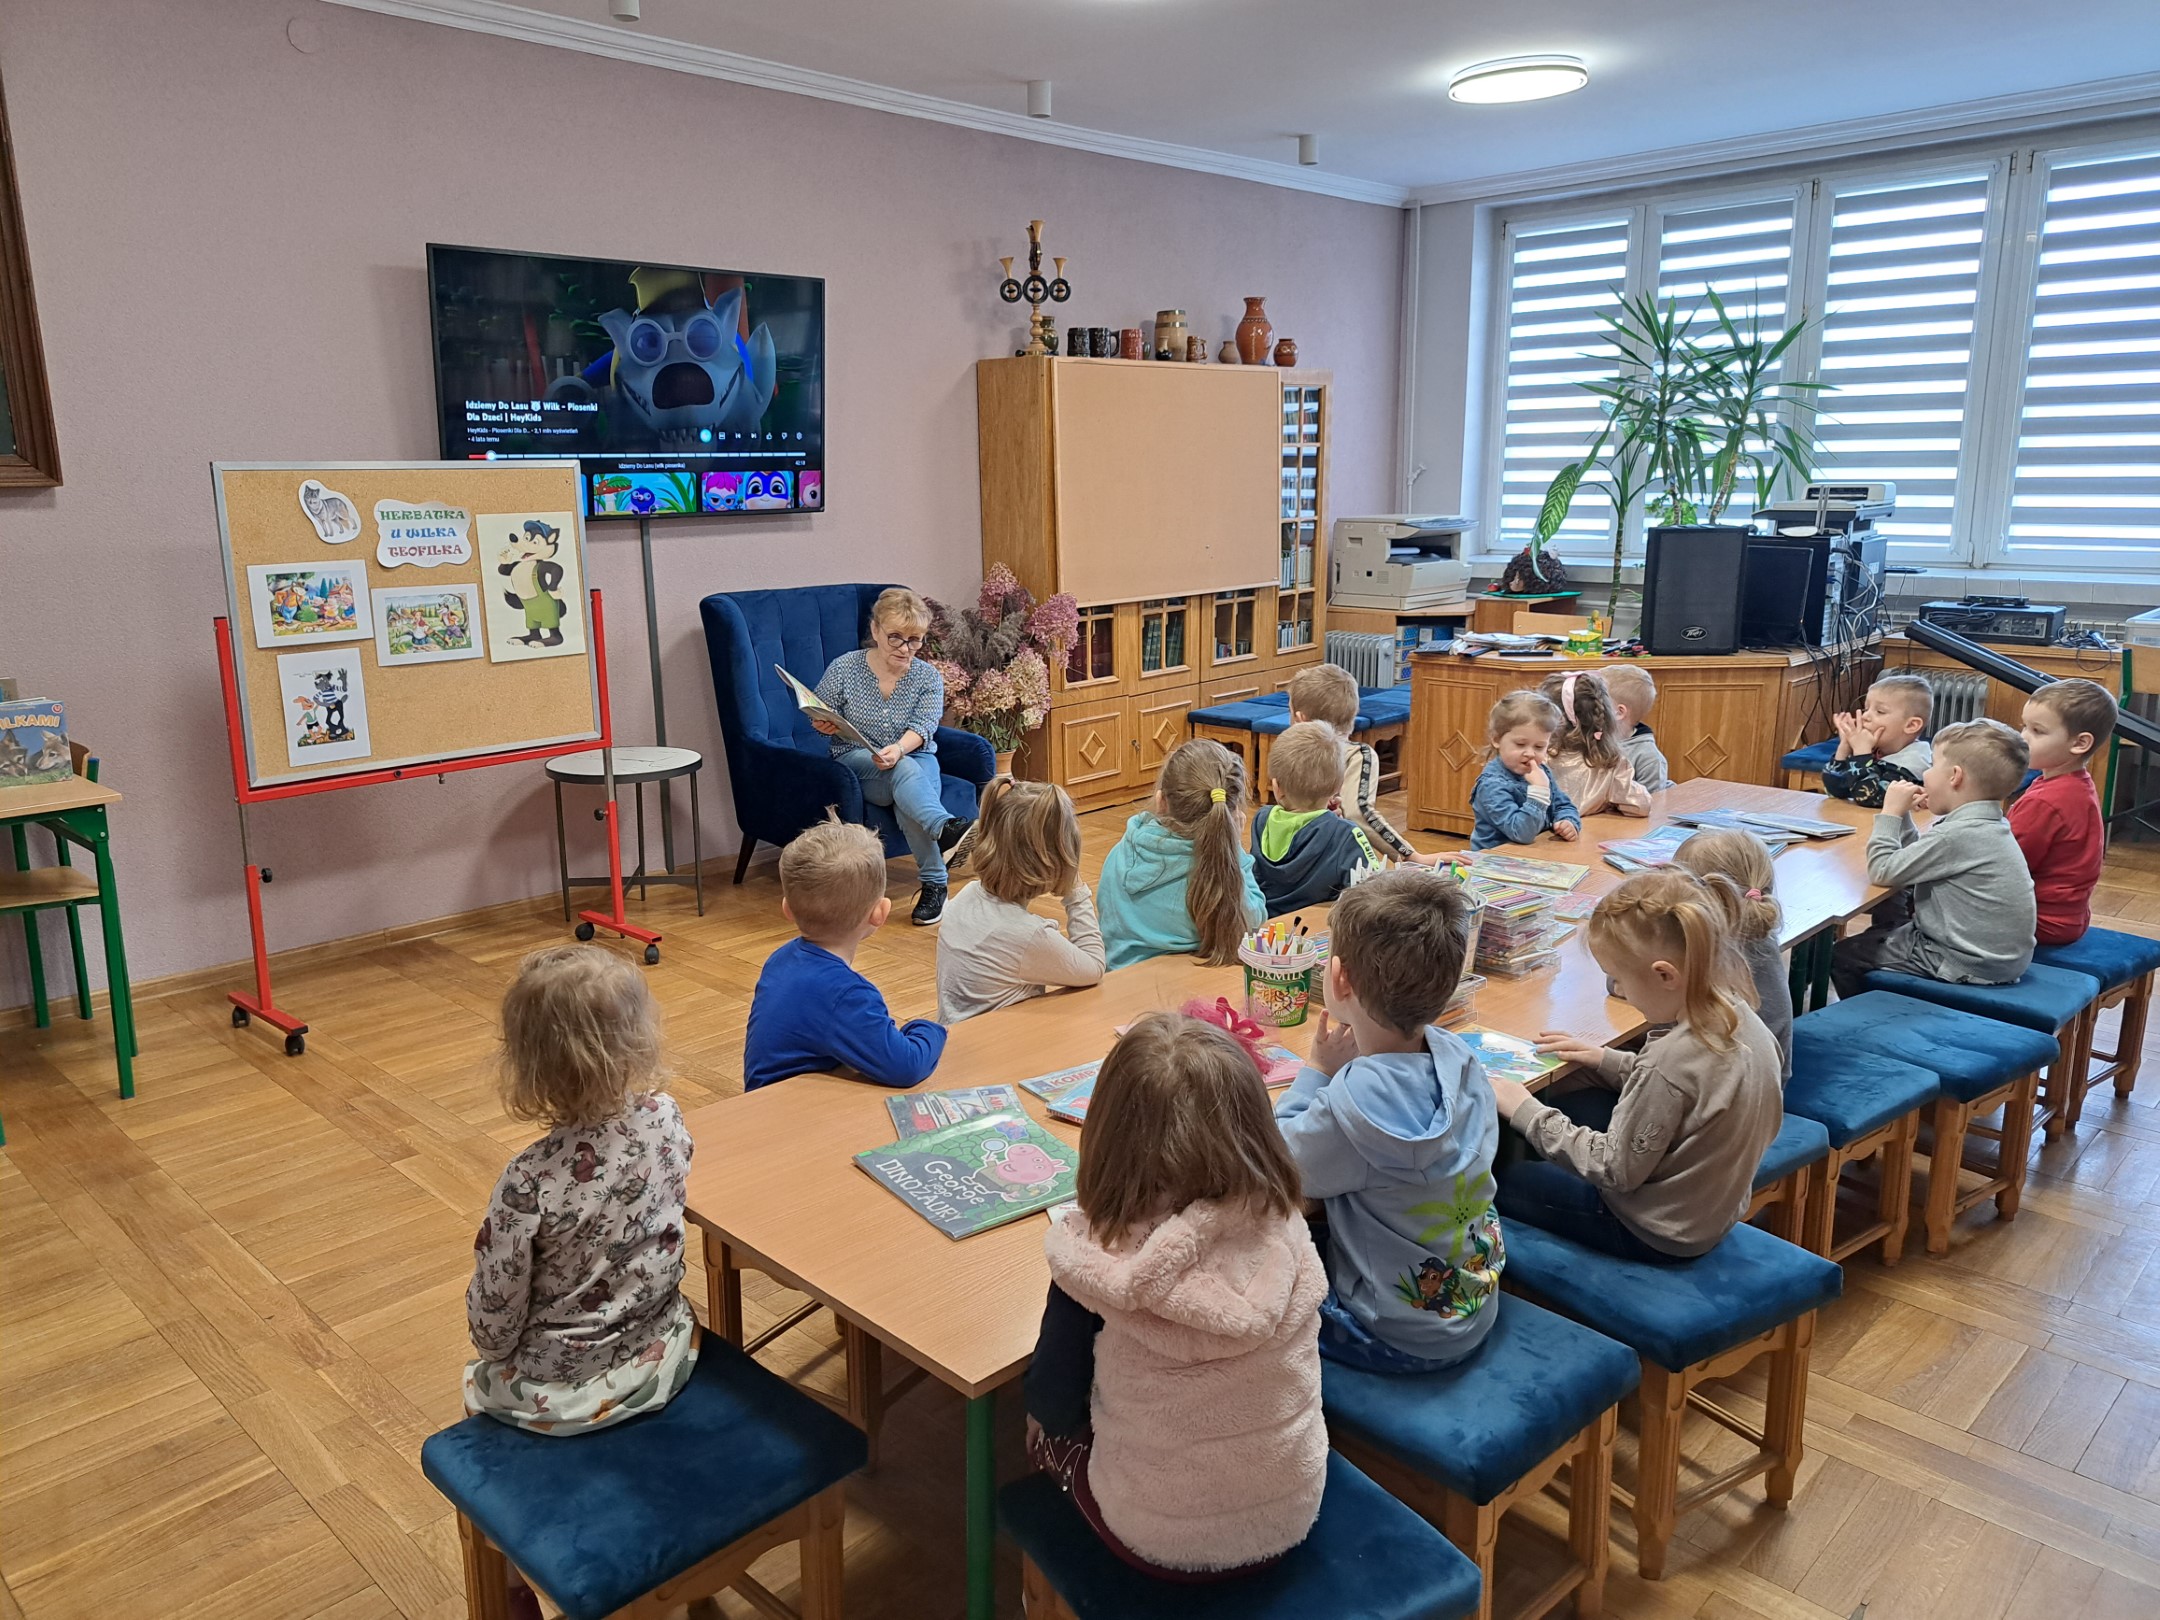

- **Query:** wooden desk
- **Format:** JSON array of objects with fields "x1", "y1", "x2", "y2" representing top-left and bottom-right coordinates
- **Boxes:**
[
  {"x1": 681, "y1": 777, "x2": 1886, "y2": 1618},
  {"x1": 1406, "y1": 645, "x2": 1878, "y2": 835}
]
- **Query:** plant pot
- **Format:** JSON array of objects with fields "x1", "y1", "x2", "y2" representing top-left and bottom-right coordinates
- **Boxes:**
[
  {"x1": 994, "y1": 749, "x2": 1017, "y2": 778},
  {"x1": 1498, "y1": 546, "x2": 1570, "y2": 595},
  {"x1": 1236, "y1": 297, "x2": 1273, "y2": 366}
]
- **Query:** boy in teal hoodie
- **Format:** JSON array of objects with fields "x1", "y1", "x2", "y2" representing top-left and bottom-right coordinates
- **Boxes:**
[
  {"x1": 1098, "y1": 740, "x2": 1268, "y2": 971},
  {"x1": 1275, "y1": 868, "x2": 1503, "y2": 1372}
]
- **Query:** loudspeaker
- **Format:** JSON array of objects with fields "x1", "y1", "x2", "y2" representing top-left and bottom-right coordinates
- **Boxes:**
[{"x1": 1640, "y1": 526, "x2": 1748, "y2": 655}]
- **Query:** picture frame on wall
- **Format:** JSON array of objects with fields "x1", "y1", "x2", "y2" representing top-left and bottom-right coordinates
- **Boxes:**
[{"x1": 0, "y1": 72, "x2": 61, "y2": 488}]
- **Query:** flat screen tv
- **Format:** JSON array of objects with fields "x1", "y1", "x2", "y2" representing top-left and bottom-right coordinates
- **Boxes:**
[{"x1": 427, "y1": 244, "x2": 825, "y2": 519}]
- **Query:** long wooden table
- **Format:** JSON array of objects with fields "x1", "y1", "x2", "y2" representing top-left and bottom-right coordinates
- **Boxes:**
[{"x1": 681, "y1": 776, "x2": 1887, "y2": 1619}]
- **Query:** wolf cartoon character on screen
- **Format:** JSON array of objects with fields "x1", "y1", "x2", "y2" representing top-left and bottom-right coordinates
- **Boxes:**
[{"x1": 546, "y1": 268, "x2": 777, "y2": 450}]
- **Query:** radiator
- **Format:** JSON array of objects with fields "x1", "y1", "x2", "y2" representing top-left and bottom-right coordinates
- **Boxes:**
[
  {"x1": 1325, "y1": 632, "x2": 1398, "y2": 690},
  {"x1": 1922, "y1": 671, "x2": 1990, "y2": 737}
]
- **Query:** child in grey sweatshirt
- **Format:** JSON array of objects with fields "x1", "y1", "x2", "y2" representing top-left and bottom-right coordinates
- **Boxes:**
[{"x1": 1829, "y1": 720, "x2": 2036, "y2": 999}]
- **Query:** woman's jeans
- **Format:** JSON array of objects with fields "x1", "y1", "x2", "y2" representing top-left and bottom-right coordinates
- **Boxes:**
[{"x1": 836, "y1": 748, "x2": 950, "y2": 885}]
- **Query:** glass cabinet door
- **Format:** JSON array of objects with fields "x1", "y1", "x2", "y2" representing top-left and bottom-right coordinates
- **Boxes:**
[{"x1": 1067, "y1": 603, "x2": 1118, "y2": 684}]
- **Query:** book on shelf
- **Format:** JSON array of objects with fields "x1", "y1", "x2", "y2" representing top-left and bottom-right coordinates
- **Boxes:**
[
  {"x1": 885, "y1": 1084, "x2": 1025, "y2": 1140},
  {"x1": 853, "y1": 1113, "x2": 1081, "y2": 1240},
  {"x1": 1461, "y1": 851, "x2": 1589, "y2": 891},
  {"x1": 1456, "y1": 1027, "x2": 1569, "y2": 1087}
]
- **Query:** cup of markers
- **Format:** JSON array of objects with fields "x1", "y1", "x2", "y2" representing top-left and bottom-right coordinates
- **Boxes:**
[{"x1": 1238, "y1": 919, "x2": 1325, "y2": 1027}]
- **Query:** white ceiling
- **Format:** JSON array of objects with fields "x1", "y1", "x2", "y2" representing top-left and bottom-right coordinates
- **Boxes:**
[{"x1": 340, "y1": 1, "x2": 2160, "y2": 200}]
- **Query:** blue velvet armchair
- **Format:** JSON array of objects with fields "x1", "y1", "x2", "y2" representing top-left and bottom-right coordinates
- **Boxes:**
[{"x1": 701, "y1": 584, "x2": 997, "y2": 881}]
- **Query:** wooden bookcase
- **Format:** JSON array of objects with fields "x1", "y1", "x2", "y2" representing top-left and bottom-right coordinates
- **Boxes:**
[{"x1": 977, "y1": 358, "x2": 1331, "y2": 809}]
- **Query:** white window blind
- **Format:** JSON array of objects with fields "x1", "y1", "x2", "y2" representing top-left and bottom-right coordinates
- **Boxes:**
[
  {"x1": 2004, "y1": 145, "x2": 2160, "y2": 567},
  {"x1": 1810, "y1": 171, "x2": 1995, "y2": 559},
  {"x1": 1495, "y1": 215, "x2": 1629, "y2": 557}
]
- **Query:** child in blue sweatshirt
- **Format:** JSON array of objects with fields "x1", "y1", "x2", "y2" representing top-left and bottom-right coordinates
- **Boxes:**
[
  {"x1": 744, "y1": 817, "x2": 945, "y2": 1091},
  {"x1": 1470, "y1": 690, "x2": 1582, "y2": 850},
  {"x1": 1251, "y1": 722, "x2": 1379, "y2": 915},
  {"x1": 1274, "y1": 868, "x2": 1504, "y2": 1372}
]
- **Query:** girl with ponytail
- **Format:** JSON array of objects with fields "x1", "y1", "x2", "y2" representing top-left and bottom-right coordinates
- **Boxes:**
[
  {"x1": 1674, "y1": 828, "x2": 1792, "y2": 1080},
  {"x1": 937, "y1": 778, "x2": 1106, "y2": 1023},
  {"x1": 1488, "y1": 868, "x2": 1782, "y2": 1261},
  {"x1": 1538, "y1": 671, "x2": 1652, "y2": 817},
  {"x1": 1098, "y1": 740, "x2": 1268, "y2": 971}
]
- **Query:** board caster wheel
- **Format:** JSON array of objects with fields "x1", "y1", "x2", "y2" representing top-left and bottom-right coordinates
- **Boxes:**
[
  {"x1": 231, "y1": 1006, "x2": 251, "y2": 1027},
  {"x1": 575, "y1": 921, "x2": 596, "y2": 941},
  {"x1": 643, "y1": 944, "x2": 661, "y2": 965},
  {"x1": 284, "y1": 1031, "x2": 306, "y2": 1057}
]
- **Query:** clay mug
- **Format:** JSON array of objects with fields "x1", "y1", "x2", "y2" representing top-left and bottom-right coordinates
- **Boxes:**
[
  {"x1": 1118, "y1": 328, "x2": 1143, "y2": 360},
  {"x1": 1186, "y1": 335, "x2": 1206, "y2": 362},
  {"x1": 1089, "y1": 327, "x2": 1115, "y2": 357}
]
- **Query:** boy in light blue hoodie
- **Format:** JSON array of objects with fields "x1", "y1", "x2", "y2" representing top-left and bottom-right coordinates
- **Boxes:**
[
  {"x1": 1275, "y1": 868, "x2": 1503, "y2": 1372},
  {"x1": 1098, "y1": 739, "x2": 1268, "y2": 971}
]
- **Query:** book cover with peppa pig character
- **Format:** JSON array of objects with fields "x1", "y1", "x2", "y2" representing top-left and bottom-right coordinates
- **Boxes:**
[{"x1": 854, "y1": 1112, "x2": 1079, "y2": 1239}]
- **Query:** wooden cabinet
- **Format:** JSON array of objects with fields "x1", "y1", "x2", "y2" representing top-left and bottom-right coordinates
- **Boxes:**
[
  {"x1": 985, "y1": 361, "x2": 1334, "y2": 809},
  {"x1": 1405, "y1": 647, "x2": 1877, "y2": 835}
]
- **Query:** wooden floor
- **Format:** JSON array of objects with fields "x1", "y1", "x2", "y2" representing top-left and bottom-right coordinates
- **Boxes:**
[{"x1": 4, "y1": 794, "x2": 2159, "y2": 1620}]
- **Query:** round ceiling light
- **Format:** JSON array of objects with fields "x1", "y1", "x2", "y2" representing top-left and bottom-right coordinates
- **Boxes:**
[{"x1": 1448, "y1": 55, "x2": 1589, "y2": 105}]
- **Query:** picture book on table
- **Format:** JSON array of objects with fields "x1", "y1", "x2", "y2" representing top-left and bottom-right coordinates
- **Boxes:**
[
  {"x1": 1600, "y1": 824, "x2": 1696, "y2": 873},
  {"x1": 1457, "y1": 1026, "x2": 1568, "y2": 1087},
  {"x1": 1018, "y1": 1062, "x2": 1100, "y2": 1102},
  {"x1": 884, "y1": 1085, "x2": 1024, "y2": 1139},
  {"x1": 0, "y1": 699, "x2": 70, "y2": 787},
  {"x1": 1461, "y1": 851, "x2": 1590, "y2": 890},
  {"x1": 854, "y1": 1113, "x2": 1081, "y2": 1239}
]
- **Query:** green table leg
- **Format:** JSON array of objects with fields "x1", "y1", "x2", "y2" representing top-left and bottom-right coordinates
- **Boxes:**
[
  {"x1": 55, "y1": 825, "x2": 91, "y2": 1019},
  {"x1": 967, "y1": 1392, "x2": 996, "y2": 1620},
  {"x1": 12, "y1": 825, "x2": 50, "y2": 1028},
  {"x1": 86, "y1": 808, "x2": 137, "y2": 1095}
]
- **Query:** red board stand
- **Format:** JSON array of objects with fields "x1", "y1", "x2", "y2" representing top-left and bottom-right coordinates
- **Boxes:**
[{"x1": 213, "y1": 589, "x2": 654, "y2": 1056}]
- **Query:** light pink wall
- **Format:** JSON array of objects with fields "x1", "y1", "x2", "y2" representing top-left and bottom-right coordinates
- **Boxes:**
[{"x1": 0, "y1": 0, "x2": 1404, "y2": 999}]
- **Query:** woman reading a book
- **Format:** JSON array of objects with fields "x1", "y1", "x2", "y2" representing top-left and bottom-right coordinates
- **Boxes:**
[{"x1": 809, "y1": 587, "x2": 973, "y2": 926}]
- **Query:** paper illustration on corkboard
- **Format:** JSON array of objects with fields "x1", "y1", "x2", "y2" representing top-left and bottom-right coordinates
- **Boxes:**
[
  {"x1": 298, "y1": 479, "x2": 363, "y2": 543},
  {"x1": 277, "y1": 648, "x2": 373, "y2": 768},
  {"x1": 246, "y1": 562, "x2": 371, "y2": 650},
  {"x1": 374, "y1": 500, "x2": 474, "y2": 569},
  {"x1": 375, "y1": 583, "x2": 484, "y2": 667},
  {"x1": 480, "y1": 512, "x2": 585, "y2": 662}
]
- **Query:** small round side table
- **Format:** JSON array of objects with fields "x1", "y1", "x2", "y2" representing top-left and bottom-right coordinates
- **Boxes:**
[{"x1": 544, "y1": 747, "x2": 704, "y2": 921}]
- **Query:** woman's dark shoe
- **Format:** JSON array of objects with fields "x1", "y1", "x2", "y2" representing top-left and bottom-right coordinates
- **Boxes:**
[
  {"x1": 942, "y1": 815, "x2": 979, "y2": 871},
  {"x1": 912, "y1": 883, "x2": 947, "y2": 926}
]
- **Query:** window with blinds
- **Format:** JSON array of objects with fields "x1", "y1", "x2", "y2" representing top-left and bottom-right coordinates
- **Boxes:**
[
  {"x1": 1811, "y1": 170, "x2": 1995, "y2": 559},
  {"x1": 1495, "y1": 215, "x2": 1629, "y2": 557},
  {"x1": 2004, "y1": 145, "x2": 2160, "y2": 568}
]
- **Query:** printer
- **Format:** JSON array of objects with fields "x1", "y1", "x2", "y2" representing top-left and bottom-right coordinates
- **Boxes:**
[{"x1": 1330, "y1": 515, "x2": 1475, "y2": 610}]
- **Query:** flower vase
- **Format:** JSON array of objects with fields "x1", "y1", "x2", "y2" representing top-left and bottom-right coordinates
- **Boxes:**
[
  {"x1": 1235, "y1": 297, "x2": 1273, "y2": 366},
  {"x1": 994, "y1": 749, "x2": 1017, "y2": 778}
]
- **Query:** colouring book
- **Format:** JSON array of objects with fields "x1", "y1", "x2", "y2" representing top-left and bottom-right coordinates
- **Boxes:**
[
  {"x1": 0, "y1": 699, "x2": 70, "y2": 787},
  {"x1": 854, "y1": 1113, "x2": 1081, "y2": 1239},
  {"x1": 1456, "y1": 1026, "x2": 1568, "y2": 1087},
  {"x1": 884, "y1": 1085, "x2": 1024, "y2": 1139},
  {"x1": 1462, "y1": 851, "x2": 1590, "y2": 890},
  {"x1": 775, "y1": 665, "x2": 875, "y2": 751}
]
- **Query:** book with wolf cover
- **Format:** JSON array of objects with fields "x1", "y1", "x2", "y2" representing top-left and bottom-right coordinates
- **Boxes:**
[
  {"x1": 774, "y1": 665, "x2": 875, "y2": 751},
  {"x1": 854, "y1": 1113, "x2": 1081, "y2": 1239},
  {"x1": 0, "y1": 700, "x2": 70, "y2": 788},
  {"x1": 884, "y1": 1084, "x2": 1025, "y2": 1139}
]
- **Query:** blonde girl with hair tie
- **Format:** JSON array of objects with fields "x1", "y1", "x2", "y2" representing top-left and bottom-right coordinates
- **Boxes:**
[{"x1": 1098, "y1": 740, "x2": 1267, "y2": 971}]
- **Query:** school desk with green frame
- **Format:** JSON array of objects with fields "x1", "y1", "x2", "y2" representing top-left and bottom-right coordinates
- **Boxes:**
[{"x1": 1, "y1": 752, "x2": 137, "y2": 1141}]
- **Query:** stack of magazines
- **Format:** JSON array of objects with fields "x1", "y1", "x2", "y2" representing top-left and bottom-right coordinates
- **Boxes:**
[{"x1": 1599, "y1": 824, "x2": 1696, "y2": 873}]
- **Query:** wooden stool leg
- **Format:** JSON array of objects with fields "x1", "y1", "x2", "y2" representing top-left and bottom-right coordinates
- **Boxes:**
[
  {"x1": 456, "y1": 1512, "x2": 514, "y2": 1620},
  {"x1": 1925, "y1": 1097, "x2": 1969, "y2": 1256},
  {"x1": 797, "y1": 1483, "x2": 847, "y2": 1620},
  {"x1": 2116, "y1": 975, "x2": 2151, "y2": 1096},
  {"x1": 1633, "y1": 1362, "x2": 1685, "y2": 1581},
  {"x1": 1572, "y1": 1408, "x2": 1617, "y2": 1618},
  {"x1": 1803, "y1": 1156, "x2": 1838, "y2": 1260},
  {"x1": 1880, "y1": 1112, "x2": 1916, "y2": 1266},
  {"x1": 843, "y1": 1320, "x2": 885, "y2": 1470},
  {"x1": 1763, "y1": 1314, "x2": 1814, "y2": 1506},
  {"x1": 1440, "y1": 1494, "x2": 1498, "y2": 1620},
  {"x1": 1996, "y1": 1071, "x2": 2039, "y2": 1221},
  {"x1": 1022, "y1": 1555, "x2": 1076, "y2": 1620}
]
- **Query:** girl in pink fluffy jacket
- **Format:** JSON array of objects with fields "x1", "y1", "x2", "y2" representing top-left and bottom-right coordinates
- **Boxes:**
[{"x1": 1023, "y1": 1010, "x2": 1329, "y2": 1579}]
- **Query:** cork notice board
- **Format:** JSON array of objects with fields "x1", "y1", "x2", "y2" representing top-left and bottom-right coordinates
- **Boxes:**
[{"x1": 213, "y1": 461, "x2": 601, "y2": 789}]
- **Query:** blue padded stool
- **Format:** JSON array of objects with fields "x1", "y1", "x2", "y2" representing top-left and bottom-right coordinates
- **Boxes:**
[
  {"x1": 1779, "y1": 738, "x2": 1839, "y2": 786},
  {"x1": 1795, "y1": 992, "x2": 2059, "y2": 1255},
  {"x1": 1861, "y1": 961, "x2": 2102, "y2": 1143},
  {"x1": 1501, "y1": 1221, "x2": 1842, "y2": 1581},
  {"x1": 1001, "y1": 1449, "x2": 1482, "y2": 1620},
  {"x1": 1782, "y1": 1029, "x2": 1939, "y2": 1265},
  {"x1": 1748, "y1": 1114, "x2": 1832, "y2": 1248},
  {"x1": 1189, "y1": 682, "x2": 1412, "y2": 797},
  {"x1": 1324, "y1": 1298, "x2": 1638, "y2": 1620},
  {"x1": 2034, "y1": 926, "x2": 2160, "y2": 1124},
  {"x1": 421, "y1": 1338, "x2": 866, "y2": 1620}
]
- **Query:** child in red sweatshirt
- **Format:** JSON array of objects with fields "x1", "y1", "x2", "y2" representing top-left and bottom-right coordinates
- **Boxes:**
[{"x1": 2012, "y1": 678, "x2": 2117, "y2": 945}]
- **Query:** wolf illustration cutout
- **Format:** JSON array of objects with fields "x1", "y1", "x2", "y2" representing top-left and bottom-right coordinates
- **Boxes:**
[{"x1": 497, "y1": 519, "x2": 566, "y2": 647}]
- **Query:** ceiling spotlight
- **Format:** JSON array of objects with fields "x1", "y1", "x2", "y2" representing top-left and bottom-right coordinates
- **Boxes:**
[
  {"x1": 1448, "y1": 55, "x2": 1589, "y2": 105},
  {"x1": 1297, "y1": 134, "x2": 1318, "y2": 167},
  {"x1": 1027, "y1": 80, "x2": 1053, "y2": 119},
  {"x1": 610, "y1": 0, "x2": 640, "y2": 20}
]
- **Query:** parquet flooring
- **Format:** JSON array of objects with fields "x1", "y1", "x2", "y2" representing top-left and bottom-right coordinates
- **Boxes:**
[{"x1": 3, "y1": 793, "x2": 2158, "y2": 1620}]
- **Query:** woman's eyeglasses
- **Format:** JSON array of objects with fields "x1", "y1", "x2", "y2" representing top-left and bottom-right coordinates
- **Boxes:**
[{"x1": 881, "y1": 632, "x2": 925, "y2": 651}]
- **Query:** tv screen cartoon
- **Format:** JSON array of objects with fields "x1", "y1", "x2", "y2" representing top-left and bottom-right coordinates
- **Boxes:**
[{"x1": 429, "y1": 244, "x2": 825, "y2": 521}]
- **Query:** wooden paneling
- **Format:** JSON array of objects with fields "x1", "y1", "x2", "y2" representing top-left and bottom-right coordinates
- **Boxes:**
[
  {"x1": 1133, "y1": 689, "x2": 1195, "y2": 780},
  {"x1": 974, "y1": 360, "x2": 1055, "y2": 604},
  {"x1": 1044, "y1": 696, "x2": 1131, "y2": 806}
]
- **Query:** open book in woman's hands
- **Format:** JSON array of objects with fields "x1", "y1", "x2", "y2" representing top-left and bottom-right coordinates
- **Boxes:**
[{"x1": 775, "y1": 665, "x2": 875, "y2": 751}]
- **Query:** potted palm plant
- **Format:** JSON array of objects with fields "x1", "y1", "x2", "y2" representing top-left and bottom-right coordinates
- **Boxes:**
[{"x1": 1539, "y1": 286, "x2": 1828, "y2": 620}]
